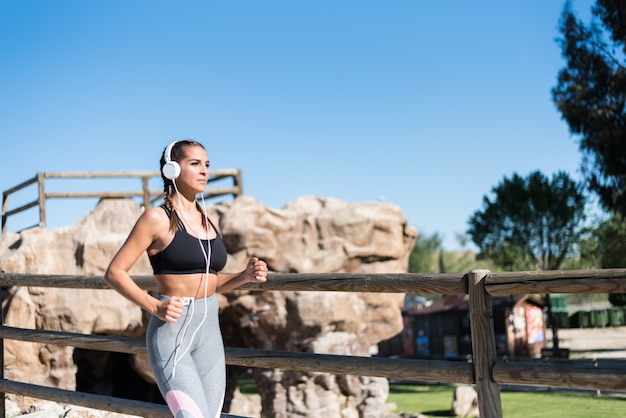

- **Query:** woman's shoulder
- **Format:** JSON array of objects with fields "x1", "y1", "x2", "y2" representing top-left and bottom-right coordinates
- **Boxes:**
[
  {"x1": 204, "y1": 211, "x2": 221, "y2": 233},
  {"x1": 138, "y1": 205, "x2": 170, "y2": 229}
]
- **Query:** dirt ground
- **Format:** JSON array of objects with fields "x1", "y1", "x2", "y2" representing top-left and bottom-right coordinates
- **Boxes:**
[{"x1": 546, "y1": 325, "x2": 626, "y2": 359}]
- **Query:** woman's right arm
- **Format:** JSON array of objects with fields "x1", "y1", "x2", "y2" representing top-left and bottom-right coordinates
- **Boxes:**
[{"x1": 104, "y1": 209, "x2": 182, "y2": 323}]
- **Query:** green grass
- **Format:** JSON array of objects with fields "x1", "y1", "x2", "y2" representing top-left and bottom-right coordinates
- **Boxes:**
[
  {"x1": 387, "y1": 383, "x2": 454, "y2": 416},
  {"x1": 237, "y1": 375, "x2": 626, "y2": 417},
  {"x1": 388, "y1": 382, "x2": 626, "y2": 418}
]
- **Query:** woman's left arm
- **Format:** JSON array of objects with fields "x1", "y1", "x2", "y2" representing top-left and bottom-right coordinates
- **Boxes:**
[{"x1": 216, "y1": 257, "x2": 268, "y2": 293}]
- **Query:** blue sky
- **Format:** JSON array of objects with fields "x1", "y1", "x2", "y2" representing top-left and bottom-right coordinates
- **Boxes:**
[{"x1": 1, "y1": 0, "x2": 597, "y2": 250}]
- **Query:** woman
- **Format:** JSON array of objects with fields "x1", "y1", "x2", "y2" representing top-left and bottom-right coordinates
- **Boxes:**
[{"x1": 105, "y1": 139, "x2": 267, "y2": 417}]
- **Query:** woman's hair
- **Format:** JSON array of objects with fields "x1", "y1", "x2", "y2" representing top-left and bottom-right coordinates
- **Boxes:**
[{"x1": 160, "y1": 139, "x2": 208, "y2": 232}]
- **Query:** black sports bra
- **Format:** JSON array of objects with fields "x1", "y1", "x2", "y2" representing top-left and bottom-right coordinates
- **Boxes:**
[{"x1": 148, "y1": 205, "x2": 228, "y2": 275}]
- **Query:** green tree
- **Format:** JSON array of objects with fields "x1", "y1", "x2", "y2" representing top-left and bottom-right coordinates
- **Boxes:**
[
  {"x1": 408, "y1": 232, "x2": 494, "y2": 275},
  {"x1": 583, "y1": 213, "x2": 626, "y2": 306},
  {"x1": 562, "y1": 224, "x2": 602, "y2": 270},
  {"x1": 552, "y1": 0, "x2": 626, "y2": 216},
  {"x1": 467, "y1": 170, "x2": 587, "y2": 350},
  {"x1": 592, "y1": 213, "x2": 626, "y2": 268},
  {"x1": 408, "y1": 233, "x2": 442, "y2": 273},
  {"x1": 467, "y1": 171, "x2": 586, "y2": 271}
]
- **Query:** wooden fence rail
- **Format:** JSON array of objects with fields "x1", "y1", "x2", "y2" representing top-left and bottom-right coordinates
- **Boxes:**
[
  {"x1": 0, "y1": 270, "x2": 625, "y2": 418},
  {"x1": 1, "y1": 170, "x2": 242, "y2": 234}
]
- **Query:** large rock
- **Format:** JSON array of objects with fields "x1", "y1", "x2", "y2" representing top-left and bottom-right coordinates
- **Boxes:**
[
  {"x1": 0, "y1": 195, "x2": 417, "y2": 417},
  {"x1": 451, "y1": 385, "x2": 479, "y2": 417},
  {"x1": 0, "y1": 199, "x2": 147, "y2": 391}
]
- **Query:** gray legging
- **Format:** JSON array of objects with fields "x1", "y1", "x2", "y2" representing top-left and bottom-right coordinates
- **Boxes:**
[{"x1": 147, "y1": 294, "x2": 225, "y2": 418}]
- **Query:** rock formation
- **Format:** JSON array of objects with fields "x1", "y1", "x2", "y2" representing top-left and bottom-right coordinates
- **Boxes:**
[{"x1": 0, "y1": 195, "x2": 417, "y2": 417}]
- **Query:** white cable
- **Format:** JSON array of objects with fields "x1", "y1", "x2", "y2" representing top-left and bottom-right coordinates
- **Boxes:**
[
  {"x1": 172, "y1": 298, "x2": 194, "y2": 379},
  {"x1": 170, "y1": 179, "x2": 212, "y2": 378}
]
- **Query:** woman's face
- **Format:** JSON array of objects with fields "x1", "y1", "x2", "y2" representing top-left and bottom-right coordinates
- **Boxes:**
[{"x1": 177, "y1": 145, "x2": 210, "y2": 193}]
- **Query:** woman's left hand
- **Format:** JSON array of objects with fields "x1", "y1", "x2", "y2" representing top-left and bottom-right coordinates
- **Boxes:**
[{"x1": 247, "y1": 257, "x2": 268, "y2": 282}]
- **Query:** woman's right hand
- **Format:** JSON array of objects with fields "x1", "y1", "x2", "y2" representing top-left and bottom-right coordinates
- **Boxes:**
[{"x1": 155, "y1": 297, "x2": 184, "y2": 323}]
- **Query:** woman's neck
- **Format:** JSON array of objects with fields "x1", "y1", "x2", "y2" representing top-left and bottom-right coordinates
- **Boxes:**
[
  {"x1": 170, "y1": 194, "x2": 208, "y2": 236},
  {"x1": 171, "y1": 192, "x2": 198, "y2": 214}
]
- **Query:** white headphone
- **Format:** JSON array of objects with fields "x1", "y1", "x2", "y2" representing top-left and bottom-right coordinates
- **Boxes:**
[{"x1": 162, "y1": 141, "x2": 181, "y2": 180}]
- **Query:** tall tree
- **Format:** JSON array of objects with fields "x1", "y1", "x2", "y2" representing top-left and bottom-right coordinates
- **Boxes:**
[
  {"x1": 467, "y1": 171, "x2": 586, "y2": 350},
  {"x1": 467, "y1": 171, "x2": 586, "y2": 271},
  {"x1": 552, "y1": 0, "x2": 626, "y2": 216}
]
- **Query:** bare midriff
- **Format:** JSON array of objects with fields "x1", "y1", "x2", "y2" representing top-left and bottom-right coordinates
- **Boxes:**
[{"x1": 155, "y1": 273, "x2": 218, "y2": 299}]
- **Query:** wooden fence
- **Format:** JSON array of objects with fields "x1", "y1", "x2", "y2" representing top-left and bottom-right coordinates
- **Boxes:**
[
  {"x1": 0, "y1": 269, "x2": 625, "y2": 417},
  {"x1": 1, "y1": 170, "x2": 243, "y2": 234}
]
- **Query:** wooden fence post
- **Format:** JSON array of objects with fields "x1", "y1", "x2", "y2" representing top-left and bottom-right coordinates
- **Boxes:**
[
  {"x1": 468, "y1": 269, "x2": 502, "y2": 418},
  {"x1": 1, "y1": 190, "x2": 7, "y2": 235},
  {"x1": 0, "y1": 290, "x2": 5, "y2": 418},
  {"x1": 37, "y1": 172, "x2": 46, "y2": 228},
  {"x1": 142, "y1": 176, "x2": 150, "y2": 209},
  {"x1": 235, "y1": 170, "x2": 243, "y2": 195}
]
